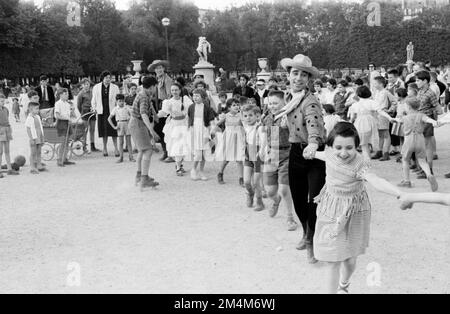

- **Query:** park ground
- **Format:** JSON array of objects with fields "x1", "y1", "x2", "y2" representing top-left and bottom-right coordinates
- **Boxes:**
[{"x1": 0, "y1": 113, "x2": 449, "y2": 294}]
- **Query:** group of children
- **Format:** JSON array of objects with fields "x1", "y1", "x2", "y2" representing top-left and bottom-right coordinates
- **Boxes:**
[
  {"x1": 320, "y1": 75, "x2": 450, "y2": 192},
  {"x1": 155, "y1": 84, "x2": 298, "y2": 231},
  {"x1": 2, "y1": 73, "x2": 450, "y2": 294}
]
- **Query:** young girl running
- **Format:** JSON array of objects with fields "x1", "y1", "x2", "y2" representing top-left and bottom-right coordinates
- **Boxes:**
[
  {"x1": 187, "y1": 88, "x2": 216, "y2": 181},
  {"x1": 215, "y1": 98, "x2": 245, "y2": 185},
  {"x1": 396, "y1": 97, "x2": 443, "y2": 191},
  {"x1": 309, "y1": 122, "x2": 402, "y2": 294},
  {"x1": 158, "y1": 82, "x2": 193, "y2": 176}
]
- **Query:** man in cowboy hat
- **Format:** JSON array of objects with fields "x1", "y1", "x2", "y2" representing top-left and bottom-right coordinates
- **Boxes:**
[
  {"x1": 277, "y1": 54, "x2": 326, "y2": 264},
  {"x1": 147, "y1": 59, "x2": 174, "y2": 162}
]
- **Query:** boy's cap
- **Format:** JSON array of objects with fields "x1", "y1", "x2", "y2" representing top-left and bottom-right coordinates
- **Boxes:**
[{"x1": 116, "y1": 94, "x2": 125, "y2": 100}]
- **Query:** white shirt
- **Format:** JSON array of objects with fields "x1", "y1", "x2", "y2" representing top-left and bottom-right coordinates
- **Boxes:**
[
  {"x1": 54, "y1": 99, "x2": 71, "y2": 120},
  {"x1": 25, "y1": 114, "x2": 44, "y2": 139},
  {"x1": 111, "y1": 105, "x2": 131, "y2": 121},
  {"x1": 323, "y1": 89, "x2": 336, "y2": 105},
  {"x1": 41, "y1": 85, "x2": 49, "y2": 101},
  {"x1": 315, "y1": 89, "x2": 331, "y2": 105}
]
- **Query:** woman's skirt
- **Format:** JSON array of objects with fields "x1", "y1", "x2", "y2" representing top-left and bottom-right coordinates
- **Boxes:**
[{"x1": 97, "y1": 114, "x2": 117, "y2": 138}]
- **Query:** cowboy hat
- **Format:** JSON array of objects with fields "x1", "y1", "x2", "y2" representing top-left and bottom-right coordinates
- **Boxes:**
[
  {"x1": 280, "y1": 54, "x2": 319, "y2": 78},
  {"x1": 147, "y1": 60, "x2": 169, "y2": 72}
]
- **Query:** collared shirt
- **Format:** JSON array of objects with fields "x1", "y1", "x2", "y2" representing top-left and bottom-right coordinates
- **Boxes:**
[
  {"x1": 131, "y1": 90, "x2": 155, "y2": 122},
  {"x1": 41, "y1": 85, "x2": 49, "y2": 101},
  {"x1": 25, "y1": 114, "x2": 44, "y2": 140},
  {"x1": 0, "y1": 106, "x2": 10, "y2": 127},
  {"x1": 285, "y1": 91, "x2": 326, "y2": 145},
  {"x1": 54, "y1": 100, "x2": 72, "y2": 120},
  {"x1": 417, "y1": 86, "x2": 439, "y2": 118},
  {"x1": 111, "y1": 106, "x2": 131, "y2": 121}
]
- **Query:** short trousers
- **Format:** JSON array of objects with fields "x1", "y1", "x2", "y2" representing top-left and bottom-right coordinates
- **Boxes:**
[
  {"x1": 56, "y1": 120, "x2": 71, "y2": 137},
  {"x1": 0, "y1": 126, "x2": 12, "y2": 142},
  {"x1": 378, "y1": 129, "x2": 389, "y2": 139},
  {"x1": 402, "y1": 134, "x2": 426, "y2": 160},
  {"x1": 117, "y1": 121, "x2": 130, "y2": 137},
  {"x1": 244, "y1": 157, "x2": 262, "y2": 173},
  {"x1": 129, "y1": 117, "x2": 152, "y2": 151},
  {"x1": 423, "y1": 123, "x2": 434, "y2": 137},
  {"x1": 263, "y1": 148, "x2": 290, "y2": 186}
]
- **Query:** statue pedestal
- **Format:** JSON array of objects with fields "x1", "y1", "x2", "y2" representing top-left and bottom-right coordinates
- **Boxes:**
[
  {"x1": 257, "y1": 70, "x2": 271, "y2": 82},
  {"x1": 193, "y1": 61, "x2": 215, "y2": 91}
]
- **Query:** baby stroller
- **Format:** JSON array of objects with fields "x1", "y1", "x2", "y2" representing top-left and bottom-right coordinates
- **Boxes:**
[{"x1": 42, "y1": 111, "x2": 96, "y2": 161}]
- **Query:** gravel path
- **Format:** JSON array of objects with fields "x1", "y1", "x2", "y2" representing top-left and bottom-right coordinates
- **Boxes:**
[{"x1": 0, "y1": 117, "x2": 449, "y2": 294}]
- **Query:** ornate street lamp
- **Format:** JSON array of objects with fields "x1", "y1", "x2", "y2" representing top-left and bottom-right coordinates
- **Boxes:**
[{"x1": 162, "y1": 17, "x2": 170, "y2": 62}]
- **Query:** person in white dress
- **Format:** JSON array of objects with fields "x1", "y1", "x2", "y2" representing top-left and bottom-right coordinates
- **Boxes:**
[
  {"x1": 350, "y1": 86, "x2": 392, "y2": 160},
  {"x1": 158, "y1": 82, "x2": 193, "y2": 176}
]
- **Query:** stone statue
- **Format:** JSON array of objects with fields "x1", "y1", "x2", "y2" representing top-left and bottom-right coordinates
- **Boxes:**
[
  {"x1": 406, "y1": 42, "x2": 414, "y2": 61},
  {"x1": 196, "y1": 37, "x2": 211, "y2": 63}
]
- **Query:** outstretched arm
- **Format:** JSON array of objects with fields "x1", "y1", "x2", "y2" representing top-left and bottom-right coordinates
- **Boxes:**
[
  {"x1": 399, "y1": 192, "x2": 450, "y2": 210},
  {"x1": 363, "y1": 172, "x2": 401, "y2": 198}
]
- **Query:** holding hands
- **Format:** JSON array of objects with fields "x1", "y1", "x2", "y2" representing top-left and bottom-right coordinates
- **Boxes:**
[{"x1": 302, "y1": 143, "x2": 318, "y2": 160}]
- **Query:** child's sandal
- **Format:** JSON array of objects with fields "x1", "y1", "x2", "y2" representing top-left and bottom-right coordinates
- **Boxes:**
[{"x1": 337, "y1": 281, "x2": 350, "y2": 294}]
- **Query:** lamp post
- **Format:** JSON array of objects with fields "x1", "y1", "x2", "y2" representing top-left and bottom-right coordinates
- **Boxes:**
[{"x1": 162, "y1": 17, "x2": 170, "y2": 62}]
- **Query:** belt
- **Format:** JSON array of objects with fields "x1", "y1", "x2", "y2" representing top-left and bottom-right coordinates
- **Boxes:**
[
  {"x1": 118, "y1": 120, "x2": 129, "y2": 122},
  {"x1": 290, "y1": 142, "x2": 309, "y2": 149}
]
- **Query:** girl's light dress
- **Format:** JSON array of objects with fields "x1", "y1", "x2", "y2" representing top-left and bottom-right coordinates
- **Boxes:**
[
  {"x1": 161, "y1": 96, "x2": 193, "y2": 158},
  {"x1": 215, "y1": 113, "x2": 245, "y2": 162},
  {"x1": 189, "y1": 103, "x2": 211, "y2": 160},
  {"x1": 313, "y1": 149, "x2": 371, "y2": 262},
  {"x1": 352, "y1": 99, "x2": 379, "y2": 148}
]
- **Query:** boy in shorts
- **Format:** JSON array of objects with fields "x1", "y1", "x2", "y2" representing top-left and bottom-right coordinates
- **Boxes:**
[
  {"x1": 108, "y1": 94, "x2": 134, "y2": 163},
  {"x1": 261, "y1": 90, "x2": 297, "y2": 231},
  {"x1": 242, "y1": 104, "x2": 265, "y2": 211}
]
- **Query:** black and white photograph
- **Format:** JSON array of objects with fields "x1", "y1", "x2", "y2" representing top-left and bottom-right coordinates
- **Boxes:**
[{"x1": 0, "y1": 0, "x2": 449, "y2": 298}]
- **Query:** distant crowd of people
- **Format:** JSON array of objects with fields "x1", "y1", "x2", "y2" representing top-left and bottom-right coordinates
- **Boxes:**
[{"x1": 1, "y1": 57, "x2": 450, "y2": 294}]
